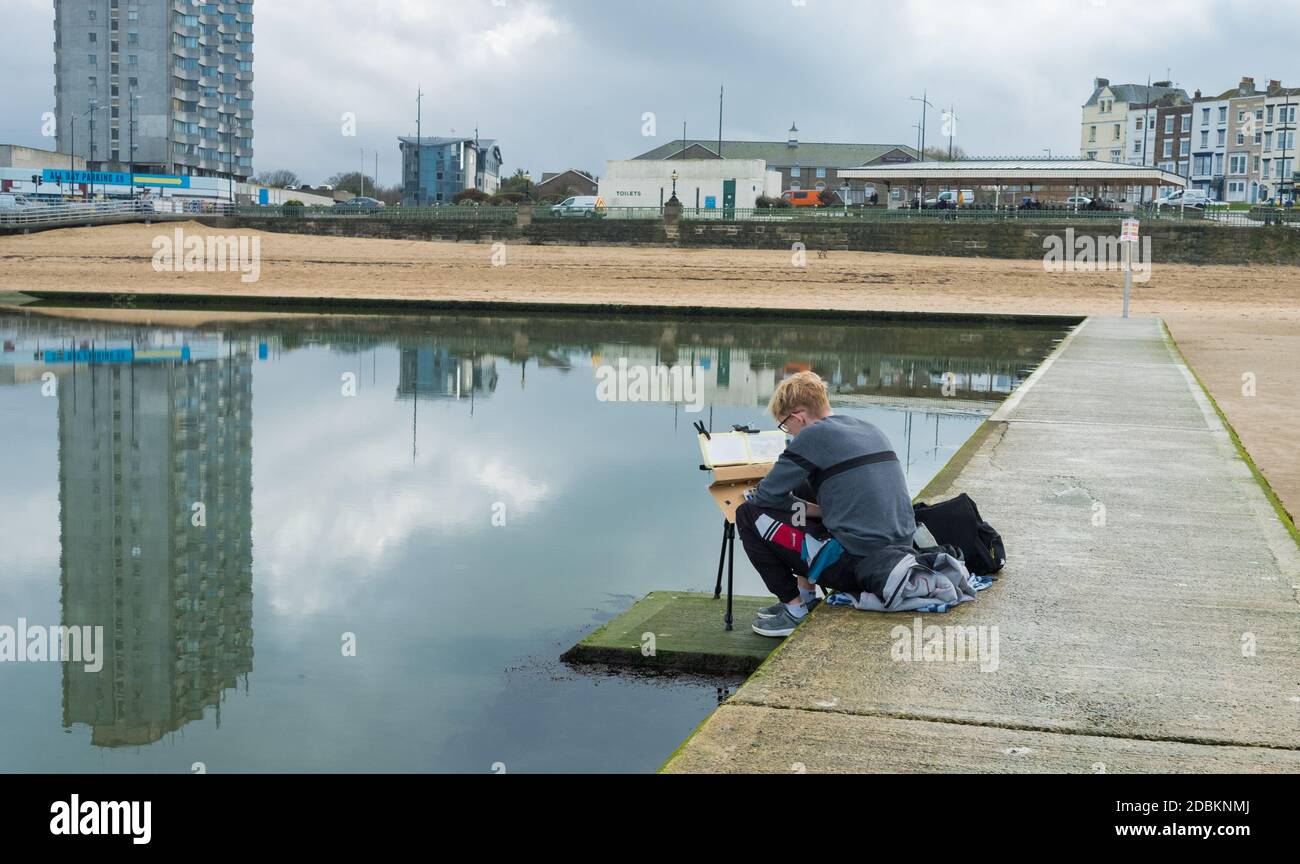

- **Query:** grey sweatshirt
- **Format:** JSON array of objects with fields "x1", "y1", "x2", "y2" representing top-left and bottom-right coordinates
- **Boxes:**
[{"x1": 751, "y1": 415, "x2": 917, "y2": 558}]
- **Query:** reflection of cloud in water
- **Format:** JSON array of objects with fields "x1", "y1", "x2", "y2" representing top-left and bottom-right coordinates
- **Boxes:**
[{"x1": 256, "y1": 422, "x2": 552, "y2": 620}]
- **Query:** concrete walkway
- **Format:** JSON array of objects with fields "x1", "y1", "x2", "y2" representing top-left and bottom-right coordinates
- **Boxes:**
[{"x1": 664, "y1": 316, "x2": 1300, "y2": 773}]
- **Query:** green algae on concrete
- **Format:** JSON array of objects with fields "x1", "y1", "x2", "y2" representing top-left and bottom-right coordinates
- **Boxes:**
[{"x1": 562, "y1": 591, "x2": 780, "y2": 675}]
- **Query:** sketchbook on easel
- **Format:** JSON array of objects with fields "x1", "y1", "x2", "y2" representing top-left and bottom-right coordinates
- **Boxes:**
[
  {"x1": 697, "y1": 431, "x2": 788, "y2": 522},
  {"x1": 698, "y1": 430, "x2": 788, "y2": 467}
]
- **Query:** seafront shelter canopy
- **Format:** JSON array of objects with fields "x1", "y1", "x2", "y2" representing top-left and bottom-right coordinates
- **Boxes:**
[{"x1": 838, "y1": 158, "x2": 1187, "y2": 205}]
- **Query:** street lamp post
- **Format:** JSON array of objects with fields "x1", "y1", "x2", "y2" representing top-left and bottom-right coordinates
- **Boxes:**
[
  {"x1": 76, "y1": 103, "x2": 109, "y2": 199},
  {"x1": 128, "y1": 89, "x2": 137, "y2": 197},
  {"x1": 670, "y1": 169, "x2": 679, "y2": 202},
  {"x1": 910, "y1": 90, "x2": 934, "y2": 204}
]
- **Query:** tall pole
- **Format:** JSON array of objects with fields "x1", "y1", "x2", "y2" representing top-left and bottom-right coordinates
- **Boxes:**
[
  {"x1": 718, "y1": 82, "x2": 724, "y2": 159},
  {"x1": 947, "y1": 104, "x2": 956, "y2": 160},
  {"x1": 1281, "y1": 90, "x2": 1293, "y2": 203},
  {"x1": 1141, "y1": 75, "x2": 1151, "y2": 202},
  {"x1": 128, "y1": 90, "x2": 135, "y2": 196},
  {"x1": 415, "y1": 86, "x2": 422, "y2": 206},
  {"x1": 88, "y1": 109, "x2": 95, "y2": 198},
  {"x1": 360, "y1": 148, "x2": 365, "y2": 197}
]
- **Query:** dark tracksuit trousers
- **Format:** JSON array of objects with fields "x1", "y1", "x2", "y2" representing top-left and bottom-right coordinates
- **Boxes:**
[{"x1": 734, "y1": 501, "x2": 861, "y2": 603}]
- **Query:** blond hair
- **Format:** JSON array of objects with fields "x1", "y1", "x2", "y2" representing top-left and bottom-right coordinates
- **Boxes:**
[{"x1": 767, "y1": 371, "x2": 830, "y2": 420}]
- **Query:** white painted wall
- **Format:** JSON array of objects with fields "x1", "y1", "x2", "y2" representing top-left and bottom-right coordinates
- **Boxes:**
[{"x1": 600, "y1": 158, "x2": 779, "y2": 208}]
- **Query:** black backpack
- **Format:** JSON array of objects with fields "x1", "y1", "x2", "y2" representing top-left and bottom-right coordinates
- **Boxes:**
[{"x1": 913, "y1": 493, "x2": 1006, "y2": 576}]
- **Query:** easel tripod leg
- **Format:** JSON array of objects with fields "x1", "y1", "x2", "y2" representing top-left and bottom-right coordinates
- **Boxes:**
[
  {"x1": 725, "y1": 522, "x2": 735, "y2": 631},
  {"x1": 713, "y1": 518, "x2": 728, "y2": 599}
]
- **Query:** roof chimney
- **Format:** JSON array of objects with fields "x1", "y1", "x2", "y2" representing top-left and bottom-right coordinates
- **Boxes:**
[
  {"x1": 1194, "y1": 89, "x2": 1202, "y2": 99},
  {"x1": 1094, "y1": 77, "x2": 1109, "y2": 89},
  {"x1": 787, "y1": 123, "x2": 799, "y2": 148},
  {"x1": 1153, "y1": 80, "x2": 1172, "y2": 88},
  {"x1": 1269, "y1": 79, "x2": 1282, "y2": 91},
  {"x1": 1239, "y1": 75, "x2": 1255, "y2": 95}
]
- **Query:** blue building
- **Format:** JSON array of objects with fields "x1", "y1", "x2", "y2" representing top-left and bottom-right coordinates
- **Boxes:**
[{"x1": 399, "y1": 136, "x2": 502, "y2": 205}]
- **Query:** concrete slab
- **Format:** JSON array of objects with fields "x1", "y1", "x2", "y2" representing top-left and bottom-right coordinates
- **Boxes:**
[
  {"x1": 562, "y1": 591, "x2": 779, "y2": 674},
  {"x1": 663, "y1": 706, "x2": 1300, "y2": 774},
  {"x1": 666, "y1": 316, "x2": 1300, "y2": 771}
]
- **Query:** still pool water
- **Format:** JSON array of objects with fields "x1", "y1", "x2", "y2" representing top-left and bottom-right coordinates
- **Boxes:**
[{"x1": 0, "y1": 307, "x2": 1065, "y2": 773}]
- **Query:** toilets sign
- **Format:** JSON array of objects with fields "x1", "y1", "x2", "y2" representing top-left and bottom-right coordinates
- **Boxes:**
[{"x1": 1121, "y1": 217, "x2": 1140, "y2": 243}]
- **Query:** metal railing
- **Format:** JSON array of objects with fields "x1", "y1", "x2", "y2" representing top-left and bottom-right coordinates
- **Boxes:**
[
  {"x1": 235, "y1": 204, "x2": 516, "y2": 222},
  {"x1": 0, "y1": 199, "x2": 231, "y2": 229},
  {"x1": 219, "y1": 201, "x2": 1299, "y2": 229}
]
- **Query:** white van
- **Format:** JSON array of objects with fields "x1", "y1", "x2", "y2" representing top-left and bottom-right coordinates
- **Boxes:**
[
  {"x1": 551, "y1": 195, "x2": 606, "y2": 217},
  {"x1": 925, "y1": 189, "x2": 976, "y2": 208},
  {"x1": 0, "y1": 193, "x2": 35, "y2": 211}
]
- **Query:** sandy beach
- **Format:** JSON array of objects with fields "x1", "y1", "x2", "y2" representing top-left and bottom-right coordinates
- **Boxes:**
[{"x1": 2, "y1": 221, "x2": 1296, "y2": 520}]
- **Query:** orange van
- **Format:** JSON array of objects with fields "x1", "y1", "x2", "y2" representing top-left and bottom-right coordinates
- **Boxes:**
[{"x1": 782, "y1": 189, "x2": 823, "y2": 207}]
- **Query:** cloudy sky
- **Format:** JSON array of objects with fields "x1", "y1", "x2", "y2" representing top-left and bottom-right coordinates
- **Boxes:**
[{"x1": 1, "y1": 0, "x2": 1293, "y2": 185}]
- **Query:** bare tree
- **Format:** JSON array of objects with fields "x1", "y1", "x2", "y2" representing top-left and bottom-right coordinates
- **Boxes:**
[{"x1": 255, "y1": 169, "x2": 299, "y2": 188}]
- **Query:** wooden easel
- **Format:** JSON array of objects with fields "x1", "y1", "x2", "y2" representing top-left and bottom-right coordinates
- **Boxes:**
[
  {"x1": 696, "y1": 423, "x2": 782, "y2": 630},
  {"x1": 704, "y1": 462, "x2": 773, "y2": 630}
]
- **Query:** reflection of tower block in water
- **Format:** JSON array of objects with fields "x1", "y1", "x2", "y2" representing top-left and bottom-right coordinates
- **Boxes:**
[
  {"x1": 397, "y1": 347, "x2": 498, "y2": 400},
  {"x1": 58, "y1": 355, "x2": 255, "y2": 747}
]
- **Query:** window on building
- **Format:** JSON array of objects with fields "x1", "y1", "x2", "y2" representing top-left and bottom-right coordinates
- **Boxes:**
[
  {"x1": 1237, "y1": 109, "x2": 1246, "y2": 123},
  {"x1": 88, "y1": 9, "x2": 97, "y2": 20},
  {"x1": 1133, "y1": 140, "x2": 1142, "y2": 153},
  {"x1": 1267, "y1": 106, "x2": 1275, "y2": 124},
  {"x1": 1201, "y1": 107, "x2": 1210, "y2": 125},
  {"x1": 1164, "y1": 116, "x2": 1174, "y2": 134},
  {"x1": 1218, "y1": 106, "x2": 1227, "y2": 123},
  {"x1": 815, "y1": 168, "x2": 826, "y2": 178},
  {"x1": 1214, "y1": 152, "x2": 1224, "y2": 175},
  {"x1": 1113, "y1": 123, "x2": 1120, "y2": 140},
  {"x1": 791, "y1": 166, "x2": 801, "y2": 177},
  {"x1": 89, "y1": 32, "x2": 97, "y2": 43},
  {"x1": 88, "y1": 75, "x2": 97, "y2": 88},
  {"x1": 1089, "y1": 125, "x2": 1097, "y2": 142},
  {"x1": 1163, "y1": 140, "x2": 1173, "y2": 158},
  {"x1": 128, "y1": 54, "x2": 137, "y2": 65},
  {"x1": 1237, "y1": 132, "x2": 1245, "y2": 145},
  {"x1": 1200, "y1": 131, "x2": 1208, "y2": 147},
  {"x1": 1217, "y1": 129, "x2": 1226, "y2": 146},
  {"x1": 1136, "y1": 116, "x2": 1144, "y2": 130}
]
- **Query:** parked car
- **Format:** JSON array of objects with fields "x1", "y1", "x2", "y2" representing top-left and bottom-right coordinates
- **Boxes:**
[
  {"x1": 550, "y1": 195, "x2": 605, "y2": 216},
  {"x1": 338, "y1": 196, "x2": 385, "y2": 209},
  {"x1": 1064, "y1": 195, "x2": 1093, "y2": 208},
  {"x1": 781, "y1": 189, "x2": 824, "y2": 207}
]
